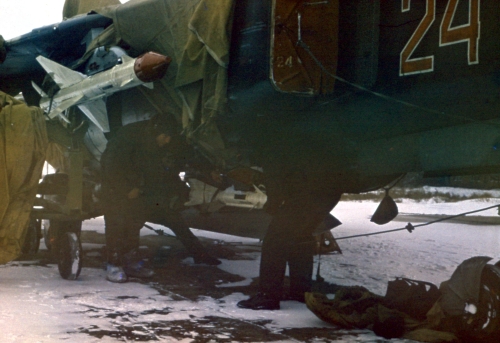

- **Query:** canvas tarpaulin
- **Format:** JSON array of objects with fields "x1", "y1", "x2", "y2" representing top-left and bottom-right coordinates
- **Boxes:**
[
  {"x1": 305, "y1": 288, "x2": 458, "y2": 342},
  {"x1": 305, "y1": 257, "x2": 500, "y2": 342},
  {"x1": 67, "y1": 0, "x2": 235, "y2": 167},
  {"x1": 63, "y1": 0, "x2": 121, "y2": 19},
  {"x1": 0, "y1": 92, "x2": 48, "y2": 264}
]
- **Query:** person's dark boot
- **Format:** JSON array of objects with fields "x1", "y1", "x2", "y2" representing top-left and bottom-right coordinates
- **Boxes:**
[
  {"x1": 237, "y1": 292, "x2": 280, "y2": 310},
  {"x1": 123, "y1": 249, "x2": 154, "y2": 278},
  {"x1": 170, "y1": 226, "x2": 221, "y2": 265}
]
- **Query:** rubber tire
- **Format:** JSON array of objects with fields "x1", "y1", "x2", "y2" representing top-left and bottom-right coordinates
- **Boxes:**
[
  {"x1": 457, "y1": 264, "x2": 500, "y2": 342},
  {"x1": 57, "y1": 232, "x2": 83, "y2": 280},
  {"x1": 22, "y1": 218, "x2": 41, "y2": 255}
]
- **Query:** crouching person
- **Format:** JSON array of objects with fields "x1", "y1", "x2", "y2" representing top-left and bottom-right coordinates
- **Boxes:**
[{"x1": 100, "y1": 116, "x2": 220, "y2": 283}]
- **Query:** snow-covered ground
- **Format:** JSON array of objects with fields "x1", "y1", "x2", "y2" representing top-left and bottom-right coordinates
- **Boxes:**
[
  {"x1": 327, "y1": 195, "x2": 500, "y2": 295},
  {"x1": 1, "y1": 189, "x2": 500, "y2": 342}
]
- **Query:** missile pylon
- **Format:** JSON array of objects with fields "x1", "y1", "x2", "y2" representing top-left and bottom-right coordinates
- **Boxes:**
[{"x1": 32, "y1": 52, "x2": 171, "y2": 132}]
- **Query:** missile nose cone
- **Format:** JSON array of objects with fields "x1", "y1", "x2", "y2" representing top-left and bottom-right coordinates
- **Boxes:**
[{"x1": 134, "y1": 52, "x2": 172, "y2": 82}]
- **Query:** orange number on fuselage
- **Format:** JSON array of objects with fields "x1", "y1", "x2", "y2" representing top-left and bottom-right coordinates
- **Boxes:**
[
  {"x1": 440, "y1": 0, "x2": 480, "y2": 65},
  {"x1": 400, "y1": 0, "x2": 480, "y2": 76},
  {"x1": 400, "y1": 0, "x2": 436, "y2": 76}
]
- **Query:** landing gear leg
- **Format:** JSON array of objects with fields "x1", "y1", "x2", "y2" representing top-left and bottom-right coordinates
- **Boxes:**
[
  {"x1": 42, "y1": 219, "x2": 55, "y2": 251},
  {"x1": 21, "y1": 218, "x2": 41, "y2": 256}
]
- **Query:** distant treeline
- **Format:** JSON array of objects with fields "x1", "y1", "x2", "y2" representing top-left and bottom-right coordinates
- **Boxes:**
[{"x1": 400, "y1": 172, "x2": 500, "y2": 190}]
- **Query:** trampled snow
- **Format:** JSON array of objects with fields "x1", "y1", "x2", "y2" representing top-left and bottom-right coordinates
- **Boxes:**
[{"x1": 1, "y1": 190, "x2": 499, "y2": 342}]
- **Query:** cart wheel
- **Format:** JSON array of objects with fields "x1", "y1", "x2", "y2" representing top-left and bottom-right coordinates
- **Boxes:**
[
  {"x1": 57, "y1": 232, "x2": 82, "y2": 280},
  {"x1": 22, "y1": 218, "x2": 41, "y2": 255},
  {"x1": 42, "y1": 219, "x2": 55, "y2": 251},
  {"x1": 457, "y1": 264, "x2": 500, "y2": 342}
]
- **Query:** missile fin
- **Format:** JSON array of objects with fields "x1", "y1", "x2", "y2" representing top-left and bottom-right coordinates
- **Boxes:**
[
  {"x1": 36, "y1": 56, "x2": 86, "y2": 88},
  {"x1": 142, "y1": 82, "x2": 154, "y2": 89},
  {"x1": 77, "y1": 99, "x2": 110, "y2": 132},
  {"x1": 31, "y1": 81, "x2": 48, "y2": 98},
  {"x1": 47, "y1": 94, "x2": 84, "y2": 119},
  {"x1": 57, "y1": 113, "x2": 71, "y2": 124}
]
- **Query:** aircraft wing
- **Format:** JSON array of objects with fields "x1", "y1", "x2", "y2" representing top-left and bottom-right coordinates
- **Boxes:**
[{"x1": 0, "y1": 13, "x2": 112, "y2": 99}]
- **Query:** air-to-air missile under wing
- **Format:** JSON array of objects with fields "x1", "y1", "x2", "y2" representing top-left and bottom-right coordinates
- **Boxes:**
[{"x1": 31, "y1": 52, "x2": 171, "y2": 132}]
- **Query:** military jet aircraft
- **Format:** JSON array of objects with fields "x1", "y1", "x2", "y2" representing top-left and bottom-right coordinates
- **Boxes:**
[{"x1": 1, "y1": 0, "x2": 499, "y2": 279}]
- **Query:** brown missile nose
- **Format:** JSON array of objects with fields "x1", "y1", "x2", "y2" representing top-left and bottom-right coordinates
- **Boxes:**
[{"x1": 134, "y1": 52, "x2": 172, "y2": 83}]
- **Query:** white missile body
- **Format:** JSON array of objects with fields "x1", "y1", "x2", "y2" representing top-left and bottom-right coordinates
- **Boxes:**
[
  {"x1": 32, "y1": 52, "x2": 171, "y2": 132},
  {"x1": 185, "y1": 178, "x2": 268, "y2": 210}
]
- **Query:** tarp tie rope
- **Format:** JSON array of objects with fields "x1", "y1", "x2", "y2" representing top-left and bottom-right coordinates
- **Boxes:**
[
  {"x1": 335, "y1": 204, "x2": 500, "y2": 241},
  {"x1": 316, "y1": 251, "x2": 324, "y2": 282},
  {"x1": 384, "y1": 174, "x2": 405, "y2": 193},
  {"x1": 48, "y1": 95, "x2": 54, "y2": 114}
]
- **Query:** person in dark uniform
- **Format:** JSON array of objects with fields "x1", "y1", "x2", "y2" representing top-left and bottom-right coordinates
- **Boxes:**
[
  {"x1": 100, "y1": 117, "x2": 220, "y2": 283},
  {"x1": 237, "y1": 140, "x2": 342, "y2": 310}
]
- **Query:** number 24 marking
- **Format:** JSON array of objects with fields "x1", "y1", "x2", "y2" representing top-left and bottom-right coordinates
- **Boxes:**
[{"x1": 400, "y1": 0, "x2": 480, "y2": 76}]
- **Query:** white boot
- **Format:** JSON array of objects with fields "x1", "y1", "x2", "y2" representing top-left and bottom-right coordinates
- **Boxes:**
[{"x1": 106, "y1": 263, "x2": 127, "y2": 283}]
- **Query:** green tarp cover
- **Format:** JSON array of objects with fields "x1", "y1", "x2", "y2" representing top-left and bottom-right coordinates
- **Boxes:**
[
  {"x1": 0, "y1": 92, "x2": 48, "y2": 264},
  {"x1": 69, "y1": 0, "x2": 235, "y2": 167},
  {"x1": 306, "y1": 257, "x2": 499, "y2": 342},
  {"x1": 305, "y1": 289, "x2": 458, "y2": 342},
  {"x1": 63, "y1": 0, "x2": 121, "y2": 19}
]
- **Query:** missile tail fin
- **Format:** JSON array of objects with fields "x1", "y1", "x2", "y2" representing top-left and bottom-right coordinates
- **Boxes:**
[
  {"x1": 36, "y1": 56, "x2": 86, "y2": 88},
  {"x1": 31, "y1": 81, "x2": 48, "y2": 98},
  {"x1": 47, "y1": 94, "x2": 84, "y2": 119},
  {"x1": 57, "y1": 113, "x2": 71, "y2": 124},
  {"x1": 142, "y1": 82, "x2": 154, "y2": 89},
  {"x1": 77, "y1": 99, "x2": 110, "y2": 132}
]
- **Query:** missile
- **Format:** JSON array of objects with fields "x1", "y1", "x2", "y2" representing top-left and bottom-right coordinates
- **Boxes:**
[
  {"x1": 215, "y1": 185, "x2": 268, "y2": 209},
  {"x1": 185, "y1": 178, "x2": 268, "y2": 210},
  {"x1": 32, "y1": 52, "x2": 171, "y2": 132}
]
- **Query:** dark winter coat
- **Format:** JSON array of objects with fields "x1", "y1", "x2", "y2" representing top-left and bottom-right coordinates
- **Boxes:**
[{"x1": 100, "y1": 121, "x2": 190, "y2": 203}]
